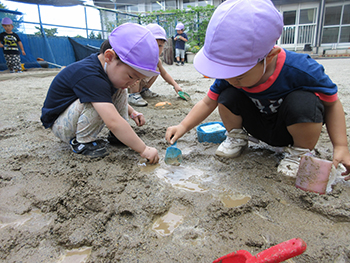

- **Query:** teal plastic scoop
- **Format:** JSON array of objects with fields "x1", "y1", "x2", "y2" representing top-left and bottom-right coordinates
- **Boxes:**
[
  {"x1": 164, "y1": 141, "x2": 183, "y2": 165},
  {"x1": 178, "y1": 91, "x2": 191, "y2": 101}
]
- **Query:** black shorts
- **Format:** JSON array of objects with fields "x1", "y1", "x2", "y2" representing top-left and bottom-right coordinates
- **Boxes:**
[{"x1": 217, "y1": 88, "x2": 324, "y2": 147}]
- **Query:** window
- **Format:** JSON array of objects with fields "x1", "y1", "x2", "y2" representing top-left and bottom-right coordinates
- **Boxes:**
[
  {"x1": 340, "y1": 26, "x2": 350, "y2": 43},
  {"x1": 342, "y1": 5, "x2": 350, "y2": 24},
  {"x1": 299, "y1": 8, "x2": 316, "y2": 24},
  {"x1": 183, "y1": 0, "x2": 196, "y2": 8},
  {"x1": 322, "y1": 27, "x2": 339, "y2": 43},
  {"x1": 151, "y1": 1, "x2": 162, "y2": 11},
  {"x1": 324, "y1": 6, "x2": 341, "y2": 26},
  {"x1": 283, "y1": 11, "x2": 296, "y2": 25},
  {"x1": 322, "y1": 4, "x2": 350, "y2": 44}
]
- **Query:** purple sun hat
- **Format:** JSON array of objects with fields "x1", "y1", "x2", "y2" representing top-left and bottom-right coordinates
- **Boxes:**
[
  {"x1": 109, "y1": 23, "x2": 160, "y2": 77},
  {"x1": 194, "y1": 0, "x2": 283, "y2": 79},
  {"x1": 175, "y1": 22, "x2": 184, "y2": 30},
  {"x1": 146, "y1": 23, "x2": 167, "y2": 41},
  {"x1": 1, "y1": 17, "x2": 13, "y2": 25}
]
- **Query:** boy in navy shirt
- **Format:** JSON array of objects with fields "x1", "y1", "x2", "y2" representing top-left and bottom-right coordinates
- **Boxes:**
[{"x1": 166, "y1": 0, "x2": 350, "y2": 179}]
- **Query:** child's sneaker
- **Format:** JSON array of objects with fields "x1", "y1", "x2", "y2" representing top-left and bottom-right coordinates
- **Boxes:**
[
  {"x1": 181, "y1": 62, "x2": 184, "y2": 66},
  {"x1": 141, "y1": 88, "x2": 158, "y2": 98},
  {"x1": 128, "y1": 93, "x2": 148, "y2": 106},
  {"x1": 175, "y1": 61, "x2": 180, "y2": 66},
  {"x1": 215, "y1": 129, "x2": 250, "y2": 158},
  {"x1": 70, "y1": 138, "x2": 109, "y2": 158},
  {"x1": 9, "y1": 70, "x2": 15, "y2": 73},
  {"x1": 17, "y1": 71, "x2": 23, "y2": 73},
  {"x1": 277, "y1": 146, "x2": 311, "y2": 177}
]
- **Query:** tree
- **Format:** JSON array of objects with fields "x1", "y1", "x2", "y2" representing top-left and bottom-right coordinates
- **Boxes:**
[
  {"x1": 34, "y1": 26, "x2": 58, "y2": 37},
  {"x1": 0, "y1": 1, "x2": 24, "y2": 33}
]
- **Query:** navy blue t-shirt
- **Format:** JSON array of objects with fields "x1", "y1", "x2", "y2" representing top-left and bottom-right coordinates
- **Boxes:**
[
  {"x1": 41, "y1": 53, "x2": 116, "y2": 128},
  {"x1": 208, "y1": 49, "x2": 338, "y2": 115},
  {"x1": 174, "y1": 32, "x2": 188, "y2": 50}
]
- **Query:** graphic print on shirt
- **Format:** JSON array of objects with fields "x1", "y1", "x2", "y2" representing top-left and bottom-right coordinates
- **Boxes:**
[
  {"x1": 250, "y1": 97, "x2": 284, "y2": 114},
  {"x1": 2, "y1": 35, "x2": 19, "y2": 51}
]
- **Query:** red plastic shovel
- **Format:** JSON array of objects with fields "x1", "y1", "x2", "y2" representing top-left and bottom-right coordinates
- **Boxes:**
[{"x1": 213, "y1": 238, "x2": 307, "y2": 263}]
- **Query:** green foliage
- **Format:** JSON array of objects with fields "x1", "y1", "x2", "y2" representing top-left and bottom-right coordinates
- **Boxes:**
[
  {"x1": 34, "y1": 26, "x2": 58, "y2": 36},
  {"x1": 89, "y1": 31, "x2": 102, "y2": 39},
  {"x1": 137, "y1": 5, "x2": 215, "y2": 49},
  {"x1": 188, "y1": 41, "x2": 200, "y2": 54}
]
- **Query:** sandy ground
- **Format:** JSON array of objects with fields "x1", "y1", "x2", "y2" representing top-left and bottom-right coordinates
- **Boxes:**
[{"x1": 1, "y1": 58, "x2": 350, "y2": 263}]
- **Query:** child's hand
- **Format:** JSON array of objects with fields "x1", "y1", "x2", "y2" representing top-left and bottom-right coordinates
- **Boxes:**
[
  {"x1": 130, "y1": 111, "x2": 145, "y2": 127},
  {"x1": 165, "y1": 125, "x2": 186, "y2": 144},
  {"x1": 22, "y1": 50, "x2": 26, "y2": 56},
  {"x1": 333, "y1": 145, "x2": 350, "y2": 180},
  {"x1": 140, "y1": 146, "x2": 159, "y2": 164},
  {"x1": 173, "y1": 85, "x2": 183, "y2": 93}
]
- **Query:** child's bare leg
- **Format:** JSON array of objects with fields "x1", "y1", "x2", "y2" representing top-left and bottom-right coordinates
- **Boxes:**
[{"x1": 287, "y1": 122, "x2": 322, "y2": 150}]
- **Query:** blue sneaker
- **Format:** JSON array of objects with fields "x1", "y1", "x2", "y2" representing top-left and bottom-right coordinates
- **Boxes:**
[{"x1": 70, "y1": 138, "x2": 108, "y2": 158}]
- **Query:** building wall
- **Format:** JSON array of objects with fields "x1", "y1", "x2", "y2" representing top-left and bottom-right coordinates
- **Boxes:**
[{"x1": 274, "y1": 0, "x2": 350, "y2": 53}]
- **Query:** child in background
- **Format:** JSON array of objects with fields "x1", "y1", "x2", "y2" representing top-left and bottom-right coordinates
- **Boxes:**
[
  {"x1": 165, "y1": 0, "x2": 350, "y2": 179},
  {"x1": 128, "y1": 23, "x2": 184, "y2": 107},
  {"x1": 0, "y1": 17, "x2": 26, "y2": 73},
  {"x1": 174, "y1": 22, "x2": 188, "y2": 66},
  {"x1": 41, "y1": 23, "x2": 160, "y2": 163}
]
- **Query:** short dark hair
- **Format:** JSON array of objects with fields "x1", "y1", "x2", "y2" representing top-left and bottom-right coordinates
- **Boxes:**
[{"x1": 100, "y1": 39, "x2": 112, "y2": 54}]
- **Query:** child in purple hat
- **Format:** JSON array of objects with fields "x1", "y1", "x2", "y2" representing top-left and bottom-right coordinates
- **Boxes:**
[
  {"x1": 0, "y1": 17, "x2": 26, "y2": 73},
  {"x1": 166, "y1": 0, "x2": 350, "y2": 179},
  {"x1": 128, "y1": 23, "x2": 184, "y2": 107},
  {"x1": 41, "y1": 23, "x2": 160, "y2": 163},
  {"x1": 174, "y1": 22, "x2": 188, "y2": 66}
]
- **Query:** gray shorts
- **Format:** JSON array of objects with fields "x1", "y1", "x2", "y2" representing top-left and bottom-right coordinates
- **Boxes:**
[{"x1": 175, "y1": 48, "x2": 185, "y2": 59}]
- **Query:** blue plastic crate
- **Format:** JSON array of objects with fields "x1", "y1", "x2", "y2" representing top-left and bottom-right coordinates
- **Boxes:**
[{"x1": 196, "y1": 121, "x2": 226, "y2": 143}]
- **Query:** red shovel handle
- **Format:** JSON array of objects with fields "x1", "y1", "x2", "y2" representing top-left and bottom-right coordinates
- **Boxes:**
[{"x1": 254, "y1": 238, "x2": 307, "y2": 263}]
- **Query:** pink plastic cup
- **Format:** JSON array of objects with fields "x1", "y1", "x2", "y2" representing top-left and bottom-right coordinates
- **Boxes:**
[{"x1": 295, "y1": 155, "x2": 333, "y2": 194}]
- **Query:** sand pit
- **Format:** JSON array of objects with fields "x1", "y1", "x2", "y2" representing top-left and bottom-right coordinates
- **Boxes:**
[{"x1": 1, "y1": 59, "x2": 350, "y2": 262}]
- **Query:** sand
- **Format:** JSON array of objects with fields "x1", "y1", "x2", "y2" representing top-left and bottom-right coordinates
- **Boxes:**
[{"x1": 1, "y1": 59, "x2": 350, "y2": 262}]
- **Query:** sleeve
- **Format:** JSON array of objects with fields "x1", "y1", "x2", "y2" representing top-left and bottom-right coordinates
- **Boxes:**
[
  {"x1": 299, "y1": 57, "x2": 338, "y2": 102},
  {"x1": 208, "y1": 79, "x2": 231, "y2": 101},
  {"x1": 14, "y1": 33, "x2": 21, "y2": 42},
  {"x1": 183, "y1": 33, "x2": 188, "y2": 40}
]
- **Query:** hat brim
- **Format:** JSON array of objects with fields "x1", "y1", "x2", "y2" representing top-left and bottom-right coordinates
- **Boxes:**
[
  {"x1": 193, "y1": 48, "x2": 256, "y2": 79},
  {"x1": 120, "y1": 57, "x2": 160, "y2": 77},
  {"x1": 154, "y1": 35, "x2": 168, "y2": 41}
]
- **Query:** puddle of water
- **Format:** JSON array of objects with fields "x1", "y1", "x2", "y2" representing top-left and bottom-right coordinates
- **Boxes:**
[
  {"x1": 152, "y1": 212, "x2": 184, "y2": 236},
  {"x1": 58, "y1": 247, "x2": 92, "y2": 263},
  {"x1": 0, "y1": 209, "x2": 53, "y2": 230},
  {"x1": 155, "y1": 166, "x2": 208, "y2": 192},
  {"x1": 220, "y1": 194, "x2": 251, "y2": 208},
  {"x1": 138, "y1": 159, "x2": 160, "y2": 173}
]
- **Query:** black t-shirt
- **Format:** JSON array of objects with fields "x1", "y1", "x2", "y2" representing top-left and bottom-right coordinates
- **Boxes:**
[
  {"x1": 0, "y1": 32, "x2": 21, "y2": 55},
  {"x1": 41, "y1": 53, "x2": 116, "y2": 128}
]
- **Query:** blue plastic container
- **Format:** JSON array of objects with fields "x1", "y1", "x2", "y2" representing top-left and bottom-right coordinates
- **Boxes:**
[{"x1": 196, "y1": 121, "x2": 226, "y2": 143}]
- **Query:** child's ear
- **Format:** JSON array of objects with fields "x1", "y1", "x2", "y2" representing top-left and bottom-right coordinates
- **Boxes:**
[
  {"x1": 104, "y1": 49, "x2": 115, "y2": 63},
  {"x1": 266, "y1": 47, "x2": 281, "y2": 63}
]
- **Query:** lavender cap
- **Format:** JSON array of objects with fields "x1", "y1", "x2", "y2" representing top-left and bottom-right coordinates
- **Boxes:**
[
  {"x1": 146, "y1": 23, "x2": 167, "y2": 41},
  {"x1": 175, "y1": 22, "x2": 184, "y2": 30},
  {"x1": 109, "y1": 23, "x2": 160, "y2": 77},
  {"x1": 1, "y1": 17, "x2": 13, "y2": 25},
  {"x1": 194, "y1": 0, "x2": 283, "y2": 79}
]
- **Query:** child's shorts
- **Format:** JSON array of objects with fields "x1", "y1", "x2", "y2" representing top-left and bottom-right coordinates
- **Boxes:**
[
  {"x1": 175, "y1": 48, "x2": 185, "y2": 59},
  {"x1": 217, "y1": 88, "x2": 325, "y2": 147}
]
